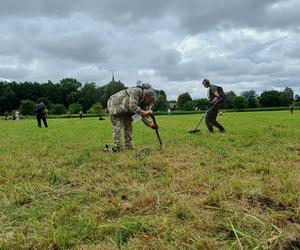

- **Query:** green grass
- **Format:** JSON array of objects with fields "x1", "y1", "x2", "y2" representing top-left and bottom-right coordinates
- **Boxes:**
[{"x1": 0, "y1": 111, "x2": 300, "y2": 249}]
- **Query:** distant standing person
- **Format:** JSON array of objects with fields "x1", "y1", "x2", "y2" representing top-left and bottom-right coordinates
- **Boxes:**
[
  {"x1": 202, "y1": 79, "x2": 225, "y2": 133},
  {"x1": 107, "y1": 87, "x2": 157, "y2": 151},
  {"x1": 79, "y1": 111, "x2": 83, "y2": 119},
  {"x1": 36, "y1": 102, "x2": 48, "y2": 128},
  {"x1": 15, "y1": 111, "x2": 20, "y2": 120},
  {"x1": 289, "y1": 104, "x2": 294, "y2": 114}
]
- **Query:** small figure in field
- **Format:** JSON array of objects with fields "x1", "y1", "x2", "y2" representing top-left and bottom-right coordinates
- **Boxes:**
[
  {"x1": 202, "y1": 79, "x2": 225, "y2": 133},
  {"x1": 289, "y1": 104, "x2": 294, "y2": 114},
  {"x1": 107, "y1": 87, "x2": 157, "y2": 152},
  {"x1": 79, "y1": 111, "x2": 83, "y2": 119},
  {"x1": 15, "y1": 111, "x2": 20, "y2": 120},
  {"x1": 35, "y1": 102, "x2": 48, "y2": 128}
]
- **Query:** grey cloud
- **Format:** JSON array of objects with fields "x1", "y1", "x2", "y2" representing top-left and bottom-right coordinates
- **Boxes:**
[
  {"x1": 0, "y1": 66, "x2": 29, "y2": 79},
  {"x1": 0, "y1": 0, "x2": 300, "y2": 98},
  {"x1": 36, "y1": 31, "x2": 108, "y2": 64}
]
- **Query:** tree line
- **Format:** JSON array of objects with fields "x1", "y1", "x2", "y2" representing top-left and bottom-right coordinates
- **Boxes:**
[
  {"x1": 0, "y1": 78, "x2": 168, "y2": 115},
  {"x1": 177, "y1": 87, "x2": 298, "y2": 111},
  {"x1": 0, "y1": 78, "x2": 299, "y2": 115}
]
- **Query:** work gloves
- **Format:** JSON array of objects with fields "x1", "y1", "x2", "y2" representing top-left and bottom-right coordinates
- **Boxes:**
[{"x1": 149, "y1": 123, "x2": 158, "y2": 130}]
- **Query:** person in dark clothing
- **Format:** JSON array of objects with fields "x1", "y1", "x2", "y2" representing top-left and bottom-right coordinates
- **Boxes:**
[
  {"x1": 202, "y1": 79, "x2": 225, "y2": 133},
  {"x1": 36, "y1": 102, "x2": 48, "y2": 128}
]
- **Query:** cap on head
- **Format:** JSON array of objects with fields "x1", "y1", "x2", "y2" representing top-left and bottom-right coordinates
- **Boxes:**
[{"x1": 202, "y1": 79, "x2": 210, "y2": 87}]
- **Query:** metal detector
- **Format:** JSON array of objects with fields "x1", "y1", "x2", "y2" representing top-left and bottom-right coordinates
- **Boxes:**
[
  {"x1": 188, "y1": 102, "x2": 218, "y2": 134},
  {"x1": 150, "y1": 114, "x2": 163, "y2": 148},
  {"x1": 136, "y1": 147, "x2": 150, "y2": 161}
]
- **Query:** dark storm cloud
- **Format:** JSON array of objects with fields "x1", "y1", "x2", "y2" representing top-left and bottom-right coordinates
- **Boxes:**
[{"x1": 0, "y1": 0, "x2": 300, "y2": 97}]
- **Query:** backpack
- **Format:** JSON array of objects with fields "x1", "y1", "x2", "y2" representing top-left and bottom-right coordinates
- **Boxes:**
[
  {"x1": 217, "y1": 86, "x2": 225, "y2": 101},
  {"x1": 209, "y1": 85, "x2": 225, "y2": 102}
]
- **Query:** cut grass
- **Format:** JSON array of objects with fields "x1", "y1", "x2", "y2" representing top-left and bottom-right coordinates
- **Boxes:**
[{"x1": 0, "y1": 111, "x2": 300, "y2": 249}]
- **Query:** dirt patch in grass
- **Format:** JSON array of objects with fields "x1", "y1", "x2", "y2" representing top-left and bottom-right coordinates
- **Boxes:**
[{"x1": 247, "y1": 196, "x2": 288, "y2": 211}]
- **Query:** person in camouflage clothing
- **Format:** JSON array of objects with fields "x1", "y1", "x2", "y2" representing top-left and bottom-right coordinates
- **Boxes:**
[{"x1": 107, "y1": 87, "x2": 157, "y2": 151}]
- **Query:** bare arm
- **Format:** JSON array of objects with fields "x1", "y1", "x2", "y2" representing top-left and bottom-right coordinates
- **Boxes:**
[{"x1": 212, "y1": 91, "x2": 220, "y2": 103}]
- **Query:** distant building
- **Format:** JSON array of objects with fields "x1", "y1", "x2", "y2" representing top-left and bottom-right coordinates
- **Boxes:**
[{"x1": 169, "y1": 100, "x2": 178, "y2": 110}]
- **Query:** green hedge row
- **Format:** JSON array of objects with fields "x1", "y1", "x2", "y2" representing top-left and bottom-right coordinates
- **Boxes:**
[
  {"x1": 1, "y1": 106, "x2": 298, "y2": 120},
  {"x1": 155, "y1": 106, "x2": 299, "y2": 115}
]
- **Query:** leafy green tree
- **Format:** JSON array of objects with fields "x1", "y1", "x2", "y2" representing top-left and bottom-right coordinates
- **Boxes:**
[
  {"x1": 42, "y1": 81, "x2": 64, "y2": 104},
  {"x1": 52, "y1": 104, "x2": 67, "y2": 115},
  {"x1": 241, "y1": 90, "x2": 257, "y2": 108},
  {"x1": 60, "y1": 78, "x2": 82, "y2": 107},
  {"x1": 234, "y1": 96, "x2": 247, "y2": 110},
  {"x1": 0, "y1": 83, "x2": 17, "y2": 112},
  {"x1": 68, "y1": 103, "x2": 82, "y2": 114},
  {"x1": 224, "y1": 91, "x2": 236, "y2": 109},
  {"x1": 67, "y1": 91, "x2": 81, "y2": 106},
  {"x1": 0, "y1": 96, "x2": 9, "y2": 115},
  {"x1": 78, "y1": 83, "x2": 97, "y2": 112},
  {"x1": 259, "y1": 90, "x2": 281, "y2": 107},
  {"x1": 19, "y1": 100, "x2": 36, "y2": 115},
  {"x1": 155, "y1": 90, "x2": 167, "y2": 99},
  {"x1": 60, "y1": 78, "x2": 82, "y2": 91},
  {"x1": 183, "y1": 100, "x2": 195, "y2": 111},
  {"x1": 177, "y1": 92, "x2": 192, "y2": 110},
  {"x1": 194, "y1": 98, "x2": 210, "y2": 110},
  {"x1": 87, "y1": 102, "x2": 103, "y2": 115},
  {"x1": 280, "y1": 87, "x2": 294, "y2": 106},
  {"x1": 153, "y1": 95, "x2": 169, "y2": 112},
  {"x1": 295, "y1": 94, "x2": 300, "y2": 106}
]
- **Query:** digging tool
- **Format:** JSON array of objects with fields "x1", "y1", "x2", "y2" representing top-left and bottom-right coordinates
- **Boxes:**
[
  {"x1": 188, "y1": 101, "x2": 219, "y2": 134},
  {"x1": 150, "y1": 114, "x2": 162, "y2": 148}
]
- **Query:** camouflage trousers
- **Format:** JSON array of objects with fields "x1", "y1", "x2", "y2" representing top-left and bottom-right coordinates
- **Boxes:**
[{"x1": 110, "y1": 115, "x2": 133, "y2": 149}]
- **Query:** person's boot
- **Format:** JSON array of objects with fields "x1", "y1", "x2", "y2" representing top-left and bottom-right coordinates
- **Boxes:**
[
  {"x1": 112, "y1": 146, "x2": 123, "y2": 152},
  {"x1": 125, "y1": 143, "x2": 134, "y2": 150}
]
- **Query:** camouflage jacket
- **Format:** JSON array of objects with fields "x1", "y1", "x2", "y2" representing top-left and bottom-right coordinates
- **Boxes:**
[{"x1": 107, "y1": 88, "x2": 151, "y2": 124}]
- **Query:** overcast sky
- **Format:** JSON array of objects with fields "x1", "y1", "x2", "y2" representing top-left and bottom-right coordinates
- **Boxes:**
[{"x1": 0, "y1": 0, "x2": 299, "y2": 99}]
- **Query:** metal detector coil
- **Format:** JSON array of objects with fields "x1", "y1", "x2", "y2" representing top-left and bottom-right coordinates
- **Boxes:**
[{"x1": 136, "y1": 147, "x2": 150, "y2": 161}]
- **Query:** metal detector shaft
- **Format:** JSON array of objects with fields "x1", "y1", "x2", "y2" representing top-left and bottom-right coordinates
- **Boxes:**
[
  {"x1": 192, "y1": 114, "x2": 206, "y2": 131},
  {"x1": 190, "y1": 101, "x2": 219, "y2": 132},
  {"x1": 150, "y1": 114, "x2": 163, "y2": 148}
]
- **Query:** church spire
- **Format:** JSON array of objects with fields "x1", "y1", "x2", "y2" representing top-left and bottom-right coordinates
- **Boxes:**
[{"x1": 112, "y1": 73, "x2": 115, "y2": 83}]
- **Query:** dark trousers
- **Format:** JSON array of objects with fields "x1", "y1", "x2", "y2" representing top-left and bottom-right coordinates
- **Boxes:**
[
  {"x1": 36, "y1": 115, "x2": 48, "y2": 128},
  {"x1": 205, "y1": 104, "x2": 225, "y2": 132}
]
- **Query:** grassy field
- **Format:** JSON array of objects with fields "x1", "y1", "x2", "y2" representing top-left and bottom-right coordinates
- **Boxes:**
[{"x1": 0, "y1": 111, "x2": 300, "y2": 249}]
